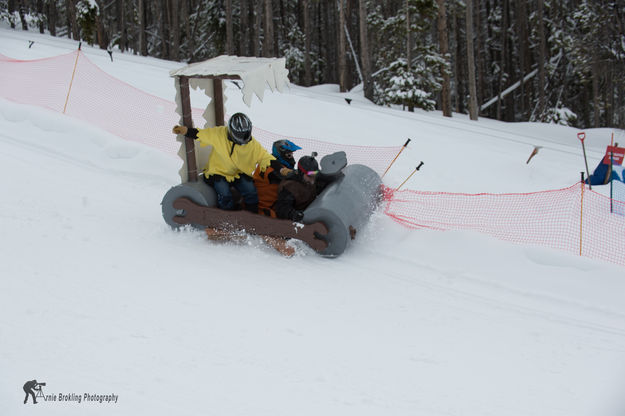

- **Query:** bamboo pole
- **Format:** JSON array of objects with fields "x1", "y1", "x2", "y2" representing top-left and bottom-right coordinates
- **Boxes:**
[
  {"x1": 382, "y1": 138, "x2": 411, "y2": 179},
  {"x1": 63, "y1": 43, "x2": 81, "y2": 114},
  {"x1": 580, "y1": 172, "x2": 585, "y2": 256},
  {"x1": 396, "y1": 162, "x2": 424, "y2": 190}
]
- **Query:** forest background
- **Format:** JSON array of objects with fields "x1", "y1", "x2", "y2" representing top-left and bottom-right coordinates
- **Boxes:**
[{"x1": 2, "y1": 0, "x2": 623, "y2": 130}]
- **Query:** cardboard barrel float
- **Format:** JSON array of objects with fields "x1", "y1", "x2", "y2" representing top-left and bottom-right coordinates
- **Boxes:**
[{"x1": 161, "y1": 56, "x2": 382, "y2": 257}]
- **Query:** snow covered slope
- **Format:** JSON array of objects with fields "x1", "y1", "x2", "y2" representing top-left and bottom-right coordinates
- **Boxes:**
[{"x1": 1, "y1": 27, "x2": 625, "y2": 416}]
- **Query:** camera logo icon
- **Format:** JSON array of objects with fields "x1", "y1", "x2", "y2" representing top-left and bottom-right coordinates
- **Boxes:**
[{"x1": 23, "y1": 380, "x2": 46, "y2": 404}]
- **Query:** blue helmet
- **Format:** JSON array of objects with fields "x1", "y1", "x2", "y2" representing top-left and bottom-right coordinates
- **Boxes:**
[{"x1": 272, "y1": 139, "x2": 301, "y2": 169}]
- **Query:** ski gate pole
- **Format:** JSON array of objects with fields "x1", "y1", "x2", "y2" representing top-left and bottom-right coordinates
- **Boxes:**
[
  {"x1": 578, "y1": 132, "x2": 592, "y2": 190},
  {"x1": 396, "y1": 161, "x2": 424, "y2": 191},
  {"x1": 610, "y1": 133, "x2": 615, "y2": 213},
  {"x1": 610, "y1": 152, "x2": 614, "y2": 214},
  {"x1": 382, "y1": 138, "x2": 411, "y2": 179},
  {"x1": 609, "y1": 139, "x2": 617, "y2": 214}
]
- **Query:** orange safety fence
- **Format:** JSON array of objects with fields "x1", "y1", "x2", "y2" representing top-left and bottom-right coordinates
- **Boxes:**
[
  {"x1": 384, "y1": 183, "x2": 625, "y2": 267},
  {"x1": 0, "y1": 50, "x2": 402, "y2": 174},
  {"x1": 2, "y1": 49, "x2": 625, "y2": 267}
]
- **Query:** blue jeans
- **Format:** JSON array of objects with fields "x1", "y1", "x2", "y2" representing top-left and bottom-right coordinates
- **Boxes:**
[{"x1": 208, "y1": 175, "x2": 259, "y2": 212}]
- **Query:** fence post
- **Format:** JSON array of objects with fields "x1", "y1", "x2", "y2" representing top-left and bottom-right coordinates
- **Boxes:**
[
  {"x1": 63, "y1": 43, "x2": 81, "y2": 114},
  {"x1": 580, "y1": 172, "x2": 585, "y2": 256}
]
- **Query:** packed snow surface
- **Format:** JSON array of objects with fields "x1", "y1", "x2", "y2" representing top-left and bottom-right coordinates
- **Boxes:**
[{"x1": 1, "y1": 27, "x2": 625, "y2": 416}]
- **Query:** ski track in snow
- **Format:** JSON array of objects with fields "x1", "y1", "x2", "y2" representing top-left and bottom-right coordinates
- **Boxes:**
[
  {"x1": 357, "y1": 238, "x2": 625, "y2": 332},
  {"x1": 346, "y1": 254, "x2": 625, "y2": 340}
]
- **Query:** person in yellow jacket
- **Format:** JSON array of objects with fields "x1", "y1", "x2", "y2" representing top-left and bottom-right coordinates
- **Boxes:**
[{"x1": 172, "y1": 113, "x2": 274, "y2": 213}]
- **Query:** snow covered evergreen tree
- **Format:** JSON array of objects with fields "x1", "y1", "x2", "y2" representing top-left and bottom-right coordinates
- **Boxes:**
[{"x1": 370, "y1": 0, "x2": 445, "y2": 111}]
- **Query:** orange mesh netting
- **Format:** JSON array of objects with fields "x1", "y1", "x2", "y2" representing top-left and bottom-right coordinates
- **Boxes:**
[
  {"x1": 384, "y1": 184, "x2": 625, "y2": 267},
  {"x1": 2, "y1": 50, "x2": 625, "y2": 267},
  {"x1": 0, "y1": 50, "x2": 402, "y2": 173}
]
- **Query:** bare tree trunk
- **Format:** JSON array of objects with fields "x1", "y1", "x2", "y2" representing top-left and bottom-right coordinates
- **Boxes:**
[
  {"x1": 170, "y1": 0, "x2": 180, "y2": 59},
  {"x1": 537, "y1": 0, "x2": 546, "y2": 120},
  {"x1": 617, "y1": 85, "x2": 625, "y2": 129},
  {"x1": 338, "y1": 0, "x2": 347, "y2": 92},
  {"x1": 226, "y1": 0, "x2": 234, "y2": 54},
  {"x1": 475, "y1": 0, "x2": 485, "y2": 106},
  {"x1": 503, "y1": 0, "x2": 514, "y2": 121},
  {"x1": 593, "y1": 59, "x2": 600, "y2": 127},
  {"x1": 359, "y1": 0, "x2": 373, "y2": 101},
  {"x1": 437, "y1": 0, "x2": 451, "y2": 117},
  {"x1": 93, "y1": 0, "x2": 105, "y2": 48},
  {"x1": 18, "y1": 0, "x2": 28, "y2": 30},
  {"x1": 405, "y1": 0, "x2": 413, "y2": 111},
  {"x1": 606, "y1": 66, "x2": 614, "y2": 126},
  {"x1": 8, "y1": 0, "x2": 16, "y2": 29},
  {"x1": 304, "y1": 0, "x2": 312, "y2": 86},
  {"x1": 68, "y1": 0, "x2": 79, "y2": 40},
  {"x1": 325, "y1": 0, "x2": 333, "y2": 83},
  {"x1": 183, "y1": 0, "x2": 195, "y2": 62},
  {"x1": 118, "y1": 0, "x2": 127, "y2": 51},
  {"x1": 484, "y1": 0, "x2": 495, "y2": 110},
  {"x1": 466, "y1": 0, "x2": 478, "y2": 120},
  {"x1": 37, "y1": 0, "x2": 44, "y2": 33},
  {"x1": 406, "y1": 0, "x2": 411, "y2": 71},
  {"x1": 501, "y1": 0, "x2": 515, "y2": 121},
  {"x1": 580, "y1": 84, "x2": 590, "y2": 127},
  {"x1": 160, "y1": 0, "x2": 169, "y2": 58},
  {"x1": 47, "y1": 0, "x2": 57, "y2": 36},
  {"x1": 278, "y1": 0, "x2": 287, "y2": 57},
  {"x1": 254, "y1": 2, "x2": 262, "y2": 56},
  {"x1": 516, "y1": 0, "x2": 529, "y2": 119},
  {"x1": 263, "y1": 0, "x2": 274, "y2": 57},
  {"x1": 138, "y1": 0, "x2": 147, "y2": 55},
  {"x1": 95, "y1": 11, "x2": 104, "y2": 48},
  {"x1": 453, "y1": 7, "x2": 465, "y2": 114},
  {"x1": 239, "y1": 0, "x2": 249, "y2": 55},
  {"x1": 496, "y1": 0, "x2": 509, "y2": 120}
]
